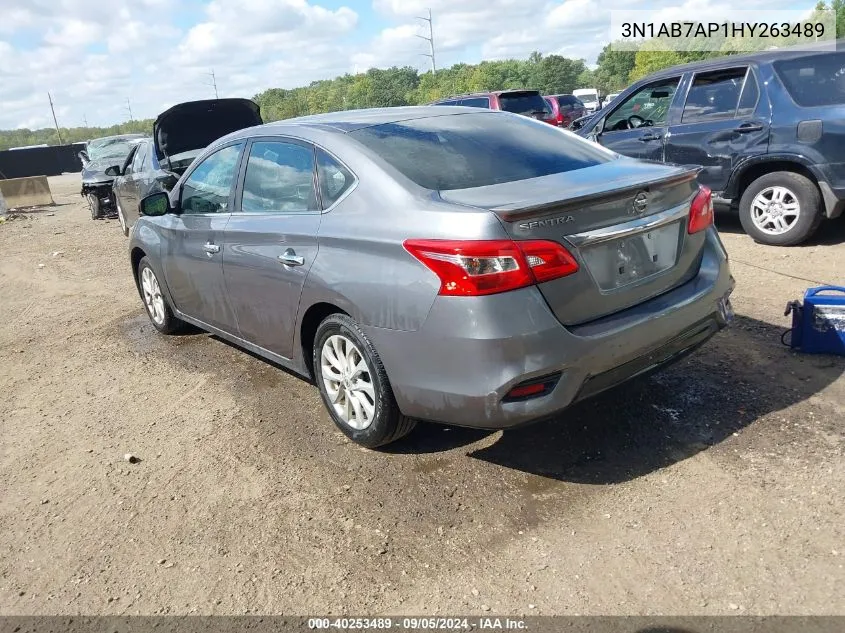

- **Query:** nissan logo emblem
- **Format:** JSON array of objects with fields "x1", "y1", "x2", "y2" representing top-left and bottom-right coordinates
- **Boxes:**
[{"x1": 632, "y1": 191, "x2": 649, "y2": 214}]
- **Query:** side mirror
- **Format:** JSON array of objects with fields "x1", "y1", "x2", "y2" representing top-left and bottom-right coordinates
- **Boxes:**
[
  {"x1": 78, "y1": 150, "x2": 89, "y2": 165},
  {"x1": 139, "y1": 192, "x2": 171, "y2": 217},
  {"x1": 569, "y1": 115, "x2": 590, "y2": 131},
  {"x1": 104, "y1": 165, "x2": 122, "y2": 177}
]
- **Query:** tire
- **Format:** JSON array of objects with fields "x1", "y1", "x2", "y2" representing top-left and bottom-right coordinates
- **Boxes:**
[
  {"x1": 313, "y1": 313, "x2": 416, "y2": 448},
  {"x1": 137, "y1": 256, "x2": 185, "y2": 334},
  {"x1": 738, "y1": 171, "x2": 823, "y2": 246},
  {"x1": 116, "y1": 200, "x2": 129, "y2": 237},
  {"x1": 88, "y1": 194, "x2": 103, "y2": 220}
]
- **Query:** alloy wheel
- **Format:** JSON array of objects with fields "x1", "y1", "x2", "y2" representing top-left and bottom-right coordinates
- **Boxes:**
[
  {"x1": 320, "y1": 334, "x2": 376, "y2": 430},
  {"x1": 750, "y1": 186, "x2": 800, "y2": 235},
  {"x1": 140, "y1": 266, "x2": 166, "y2": 326}
]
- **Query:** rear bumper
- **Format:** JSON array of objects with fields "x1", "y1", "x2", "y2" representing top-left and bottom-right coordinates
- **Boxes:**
[{"x1": 364, "y1": 228, "x2": 734, "y2": 429}]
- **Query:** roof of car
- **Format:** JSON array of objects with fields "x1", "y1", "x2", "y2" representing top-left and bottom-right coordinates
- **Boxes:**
[
  {"x1": 641, "y1": 39, "x2": 845, "y2": 81},
  {"x1": 231, "y1": 106, "x2": 499, "y2": 134}
]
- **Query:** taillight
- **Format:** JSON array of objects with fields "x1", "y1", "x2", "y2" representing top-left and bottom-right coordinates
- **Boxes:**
[
  {"x1": 403, "y1": 239, "x2": 579, "y2": 297},
  {"x1": 688, "y1": 186, "x2": 714, "y2": 234}
]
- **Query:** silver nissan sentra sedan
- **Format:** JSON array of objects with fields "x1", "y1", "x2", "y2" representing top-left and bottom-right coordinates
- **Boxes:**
[{"x1": 130, "y1": 106, "x2": 735, "y2": 448}]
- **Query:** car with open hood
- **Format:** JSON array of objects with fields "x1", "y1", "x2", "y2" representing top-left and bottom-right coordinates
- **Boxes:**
[
  {"x1": 109, "y1": 98, "x2": 262, "y2": 236},
  {"x1": 80, "y1": 134, "x2": 147, "y2": 219}
]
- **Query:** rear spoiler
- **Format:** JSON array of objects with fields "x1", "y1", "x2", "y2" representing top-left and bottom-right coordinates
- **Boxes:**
[{"x1": 493, "y1": 166, "x2": 702, "y2": 222}]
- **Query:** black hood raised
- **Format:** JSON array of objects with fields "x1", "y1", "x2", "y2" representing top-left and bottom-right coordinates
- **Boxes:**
[{"x1": 153, "y1": 98, "x2": 262, "y2": 162}]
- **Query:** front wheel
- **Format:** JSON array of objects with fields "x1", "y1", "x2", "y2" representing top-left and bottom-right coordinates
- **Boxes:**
[
  {"x1": 137, "y1": 257, "x2": 185, "y2": 334},
  {"x1": 738, "y1": 172, "x2": 823, "y2": 246},
  {"x1": 88, "y1": 194, "x2": 103, "y2": 220},
  {"x1": 313, "y1": 313, "x2": 416, "y2": 448},
  {"x1": 116, "y1": 200, "x2": 129, "y2": 237}
]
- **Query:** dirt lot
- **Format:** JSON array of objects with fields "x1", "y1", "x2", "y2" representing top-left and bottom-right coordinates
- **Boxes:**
[{"x1": 1, "y1": 174, "x2": 844, "y2": 616}]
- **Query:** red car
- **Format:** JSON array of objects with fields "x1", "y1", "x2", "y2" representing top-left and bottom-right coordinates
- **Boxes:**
[
  {"x1": 543, "y1": 94, "x2": 588, "y2": 127},
  {"x1": 430, "y1": 90, "x2": 557, "y2": 125}
]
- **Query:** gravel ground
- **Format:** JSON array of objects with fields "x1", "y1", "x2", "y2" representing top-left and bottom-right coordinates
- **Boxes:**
[{"x1": 0, "y1": 174, "x2": 843, "y2": 616}]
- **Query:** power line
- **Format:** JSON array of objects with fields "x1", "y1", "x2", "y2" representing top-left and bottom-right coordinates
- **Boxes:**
[
  {"x1": 204, "y1": 69, "x2": 219, "y2": 99},
  {"x1": 47, "y1": 92, "x2": 64, "y2": 144},
  {"x1": 415, "y1": 8, "x2": 436, "y2": 73}
]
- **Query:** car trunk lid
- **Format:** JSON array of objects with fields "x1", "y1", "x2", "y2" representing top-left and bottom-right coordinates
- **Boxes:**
[
  {"x1": 153, "y1": 98, "x2": 263, "y2": 171},
  {"x1": 439, "y1": 159, "x2": 706, "y2": 326}
]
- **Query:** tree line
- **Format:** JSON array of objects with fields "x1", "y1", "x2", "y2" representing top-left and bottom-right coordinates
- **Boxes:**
[{"x1": 2, "y1": 1, "x2": 842, "y2": 151}]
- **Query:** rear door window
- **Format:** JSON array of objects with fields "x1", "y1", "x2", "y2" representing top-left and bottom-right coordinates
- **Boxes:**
[
  {"x1": 681, "y1": 67, "x2": 749, "y2": 122},
  {"x1": 773, "y1": 52, "x2": 845, "y2": 106},
  {"x1": 497, "y1": 92, "x2": 550, "y2": 116},
  {"x1": 348, "y1": 111, "x2": 613, "y2": 191},
  {"x1": 240, "y1": 140, "x2": 318, "y2": 213}
]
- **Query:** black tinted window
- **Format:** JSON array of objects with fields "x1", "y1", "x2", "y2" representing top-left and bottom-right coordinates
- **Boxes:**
[
  {"x1": 498, "y1": 92, "x2": 550, "y2": 115},
  {"x1": 241, "y1": 141, "x2": 317, "y2": 213},
  {"x1": 181, "y1": 143, "x2": 243, "y2": 214},
  {"x1": 774, "y1": 53, "x2": 845, "y2": 107},
  {"x1": 434, "y1": 99, "x2": 458, "y2": 106},
  {"x1": 348, "y1": 112, "x2": 613, "y2": 191},
  {"x1": 317, "y1": 149, "x2": 355, "y2": 209},
  {"x1": 461, "y1": 97, "x2": 490, "y2": 108},
  {"x1": 556, "y1": 95, "x2": 580, "y2": 111},
  {"x1": 682, "y1": 68, "x2": 747, "y2": 122}
]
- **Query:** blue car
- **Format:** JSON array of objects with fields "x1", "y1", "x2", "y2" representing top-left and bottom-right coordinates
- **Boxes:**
[{"x1": 573, "y1": 41, "x2": 845, "y2": 246}]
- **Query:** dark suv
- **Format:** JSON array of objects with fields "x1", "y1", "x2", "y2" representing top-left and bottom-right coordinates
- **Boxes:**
[
  {"x1": 431, "y1": 90, "x2": 556, "y2": 125},
  {"x1": 574, "y1": 44, "x2": 845, "y2": 246}
]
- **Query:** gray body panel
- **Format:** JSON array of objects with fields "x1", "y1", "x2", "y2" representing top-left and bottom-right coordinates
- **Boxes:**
[{"x1": 129, "y1": 107, "x2": 734, "y2": 429}]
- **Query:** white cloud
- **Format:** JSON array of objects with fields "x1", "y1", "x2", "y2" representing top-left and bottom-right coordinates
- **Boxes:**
[{"x1": 0, "y1": 0, "x2": 821, "y2": 130}]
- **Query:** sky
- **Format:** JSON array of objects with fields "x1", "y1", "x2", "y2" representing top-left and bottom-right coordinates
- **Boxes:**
[{"x1": 0, "y1": 0, "x2": 818, "y2": 130}]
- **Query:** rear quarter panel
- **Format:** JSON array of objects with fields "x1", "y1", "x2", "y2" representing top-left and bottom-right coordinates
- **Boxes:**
[{"x1": 764, "y1": 59, "x2": 845, "y2": 191}]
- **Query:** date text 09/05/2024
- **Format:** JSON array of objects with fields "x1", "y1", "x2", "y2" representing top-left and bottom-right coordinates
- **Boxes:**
[
  {"x1": 620, "y1": 21, "x2": 826, "y2": 39},
  {"x1": 307, "y1": 618, "x2": 528, "y2": 630}
]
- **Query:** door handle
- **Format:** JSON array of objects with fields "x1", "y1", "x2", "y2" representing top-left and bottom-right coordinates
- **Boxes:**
[
  {"x1": 278, "y1": 249, "x2": 304, "y2": 267},
  {"x1": 639, "y1": 133, "x2": 663, "y2": 142},
  {"x1": 734, "y1": 123, "x2": 764, "y2": 133},
  {"x1": 202, "y1": 243, "x2": 220, "y2": 255}
]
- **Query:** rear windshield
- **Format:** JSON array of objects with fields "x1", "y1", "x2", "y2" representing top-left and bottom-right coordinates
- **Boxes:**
[
  {"x1": 556, "y1": 95, "x2": 581, "y2": 106},
  {"x1": 497, "y1": 92, "x2": 550, "y2": 116},
  {"x1": 347, "y1": 111, "x2": 614, "y2": 191},
  {"x1": 773, "y1": 53, "x2": 845, "y2": 107}
]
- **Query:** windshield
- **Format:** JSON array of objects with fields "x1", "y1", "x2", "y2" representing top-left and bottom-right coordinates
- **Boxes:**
[
  {"x1": 497, "y1": 92, "x2": 550, "y2": 116},
  {"x1": 87, "y1": 138, "x2": 142, "y2": 163},
  {"x1": 576, "y1": 94, "x2": 598, "y2": 104},
  {"x1": 348, "y1": 111, "x2": 613, "y2": 191}
]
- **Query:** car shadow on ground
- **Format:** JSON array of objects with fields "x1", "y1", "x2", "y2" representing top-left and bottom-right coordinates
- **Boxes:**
[
  {"x1": 384, "y1": 314, "x2": 844, "y2": 484},
  {"x1": 714, "y1": 208, "x2": 845, "y2": 246}
]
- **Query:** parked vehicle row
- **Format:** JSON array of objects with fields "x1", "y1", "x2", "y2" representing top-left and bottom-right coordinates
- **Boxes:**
[
  {"x1": 128, "y1": 106, "x2": 735, "y2": 448},
  {"x1": 571, "y1": 44, "x2": 845, "y2": 246}
]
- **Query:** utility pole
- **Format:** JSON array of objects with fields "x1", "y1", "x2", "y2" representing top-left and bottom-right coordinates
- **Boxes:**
[
  {"x1": 205, "y1": 69, "x2": 219, "y2": 99},
  {"x1": 125, "y1": 98, "x2": 134, "y2": 121},
  {"x1": 415, "y1": 8, "x2": 436, "y2": 72},
  {"x1": 48, "y1": 92, "x2": 64, "y2": 144}
]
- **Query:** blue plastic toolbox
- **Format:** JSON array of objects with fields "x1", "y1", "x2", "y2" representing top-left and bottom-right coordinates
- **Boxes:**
[{"x1": 785, "y1": 286, "x2": 845, "y2": 356}]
